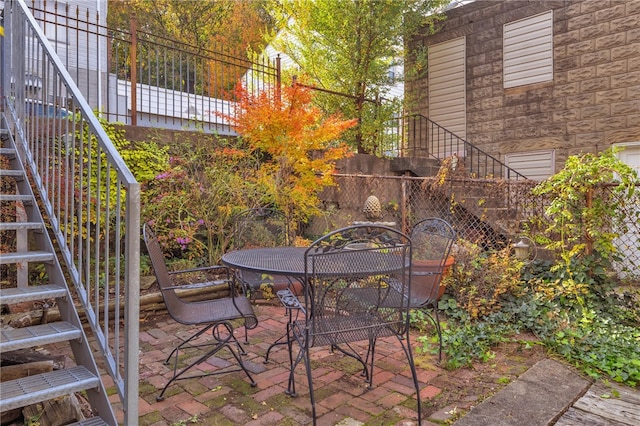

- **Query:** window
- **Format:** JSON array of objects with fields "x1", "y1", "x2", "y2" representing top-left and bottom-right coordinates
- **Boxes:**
[{"x1": 503, "y1": 11, "x2": 553, "y2": 88}]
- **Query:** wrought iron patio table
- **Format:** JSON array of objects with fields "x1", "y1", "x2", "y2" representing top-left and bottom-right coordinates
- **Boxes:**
[
  {"x1": 222, "y1": 247, "x2": 308, "y2": 278},
  {"x1": 222, "y1": 247, "x2": 307, "y2": 363},
  {"x1": 222, "y1": 246, "x2": 408, "y2": 280},
  {"x1": 221, "y1": 246, "x2": 409, "y2": 361}
]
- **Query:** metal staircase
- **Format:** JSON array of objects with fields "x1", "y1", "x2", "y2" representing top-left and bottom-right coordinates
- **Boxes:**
[
  {"x1": 1, "y1": 127, "x2": 116, "y2": 424},
  {"x1": 1, "y1": 1, "x2": 140, "y2": 424}
]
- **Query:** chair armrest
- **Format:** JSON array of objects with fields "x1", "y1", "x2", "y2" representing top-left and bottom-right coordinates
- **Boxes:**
[
  {"x1": 167, "y1": 264, "x2": 230, "y2": 277},
  {"x1": 160, "y1": 279, "x2": 231, "y2": 292},
  {"x1": 164, "y1": 265, "x2": 232, "y2": 291}
]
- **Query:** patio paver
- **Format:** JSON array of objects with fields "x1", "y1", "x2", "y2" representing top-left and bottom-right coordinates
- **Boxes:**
[{"x1": 49, "y1": 302, "x2": 598, "y2": 425}]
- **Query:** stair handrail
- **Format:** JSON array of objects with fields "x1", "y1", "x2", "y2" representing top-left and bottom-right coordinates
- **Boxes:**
[
  {"x1": 387, "y1": 113, "x2": 528, "y2": 180},
  {"x1": 2, "y1": 1, "x2": 139, "y2": 423}
]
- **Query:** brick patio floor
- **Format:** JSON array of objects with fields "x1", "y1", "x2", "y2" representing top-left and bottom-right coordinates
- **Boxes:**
[{"x1": 93, "y1": 303, "x2": 546, "y2": 425}]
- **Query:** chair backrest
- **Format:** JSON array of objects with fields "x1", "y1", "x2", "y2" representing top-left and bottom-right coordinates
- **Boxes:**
[
  {"x1": 303, "y1": 225, "x2": 412, "y2": 346},
  {"x1": 142, "y1": 224, "x2": 190, "y2": 318},
  {"x1": 233, "y1": 208, "x2": 292, "y2": 296},
  {"x1": 408, "y1": 217, "x2": 456, "y2": 306},
  {"x1": 233, "y1": 208, "x2": 290, "y2": 249}
]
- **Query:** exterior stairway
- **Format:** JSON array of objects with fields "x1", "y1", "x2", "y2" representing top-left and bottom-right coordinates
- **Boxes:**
[{"x1": 0, "y1": 127, "x2": 116, "y2": 425}]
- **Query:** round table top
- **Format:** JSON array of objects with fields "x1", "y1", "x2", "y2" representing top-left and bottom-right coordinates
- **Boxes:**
[
  {"x1": 222, "y1": 247, "x2": 308, "y2": 277},
  {"x1": 222, "y1": 246, "x2": 408, "y2": 278}
]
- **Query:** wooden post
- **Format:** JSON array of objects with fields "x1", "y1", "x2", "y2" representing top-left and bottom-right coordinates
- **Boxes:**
[
  {"x1": 401, "y1": 176, "x2": 408, "y2": 234},
  {"x1": 585, "y1": 189, "x2": 593, "y2": 255},
  {"x1": 276, "y1": 54, "x2": 281, "y2": 105}
]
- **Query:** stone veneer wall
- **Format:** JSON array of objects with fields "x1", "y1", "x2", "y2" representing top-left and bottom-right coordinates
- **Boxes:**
[{"x1": 407, "y1": 0, "x2": 640, "y2": 171}]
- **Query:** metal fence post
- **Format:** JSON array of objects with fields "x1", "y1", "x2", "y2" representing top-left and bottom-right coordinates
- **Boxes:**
[{"x1": 130, "y1": 14, "x2": 137, "y2": 126}]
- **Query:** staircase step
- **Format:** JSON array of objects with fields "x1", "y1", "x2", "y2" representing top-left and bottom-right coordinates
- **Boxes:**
[
  {"x1": 0, "y1": 169, "x2": 24, "y2": 178},
  {"x1": 0, "y1": 365, "x2": 100, "y2": 412},
  {"x1": 69, "y1": 418, "x2": 110, "y2": 426},
  {"x1": 0, "y1": 194, "x2": 33, "y2": 203},
  {"x1": 0, "y1": 251, "x2": 54, "y2": 264},
  {"x1": 0, "y1": 147, "x2": 17, "y2": 157},
  {"x1": 0, "y1": 284, "x2": 67, "y2": 304},
  {"x1": 1, "y1": 321, "x2": 82, "y2": 352},
  {"x1": 0, "y1": 221, "x2": 43, "y2": 231}
]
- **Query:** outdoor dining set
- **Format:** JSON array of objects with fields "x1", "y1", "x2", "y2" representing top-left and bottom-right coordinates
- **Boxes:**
[{"x1": 142, "y1": 208, "x2": 456, "y2": 425}]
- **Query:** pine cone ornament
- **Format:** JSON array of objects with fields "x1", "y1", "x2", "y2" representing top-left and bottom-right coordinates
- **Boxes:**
[{"x1": 363, "y1": 195, "x2": 383, "y2": 221}]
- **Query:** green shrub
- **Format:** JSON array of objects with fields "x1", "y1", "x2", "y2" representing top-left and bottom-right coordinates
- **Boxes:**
[{"x1": 443, "y1": 241, "x2": 525, "y2": 318}]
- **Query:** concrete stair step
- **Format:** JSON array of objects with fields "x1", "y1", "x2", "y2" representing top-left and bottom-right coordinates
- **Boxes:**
[{"x1": 452, "y1": 359, "x2": 591, "y2": 426}]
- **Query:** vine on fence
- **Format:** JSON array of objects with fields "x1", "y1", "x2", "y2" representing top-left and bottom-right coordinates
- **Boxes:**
[{"x1": 531, "y1": 147, "x2": 639, "y2": 294}]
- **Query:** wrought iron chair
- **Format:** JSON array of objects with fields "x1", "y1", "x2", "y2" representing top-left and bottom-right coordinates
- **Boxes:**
[
  {"x1": 143, "y1": 224, "x2": 258, "y2": 401},
  {"x1": 232, "y1": 207, "x2": 302, "y2": 360},
  {"x1": 287, "y1": 224, "x2": 421, "y2": 424},
  {"x1": 409, "y1": 217, "x2": 456, "y2": 361},
  {"x1": 233, "y1": 207, "x2": 294, "y2": 300}
]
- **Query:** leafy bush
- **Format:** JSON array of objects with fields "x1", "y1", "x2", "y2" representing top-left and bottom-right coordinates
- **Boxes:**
[
  {"x1": 531, "y1": 147, "x2": 639, "y2": 284},
  {"x1": 415, "y1": 261, "x2": 640, "y2": 386},
  {"x1": 142, "y1": 136, "x2": 261, "y2": 265},
  {"x1": 443, "y1": 241, "x2": 524, "y2": 318},
  {"x1": 414, "y1": 149, "x2": 640, "y2": 386}
]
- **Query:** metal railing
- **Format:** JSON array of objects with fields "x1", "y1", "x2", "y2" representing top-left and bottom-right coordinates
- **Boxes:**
[
  {"x1": 382, "y1": 113, "x2": 528, "y2": 180},
  {"x1": 2, "y1": 0, "x2": 140, "y2": 422},
  {"x1": 27, "y1": 0, "x2": 281, "y2": 133}
]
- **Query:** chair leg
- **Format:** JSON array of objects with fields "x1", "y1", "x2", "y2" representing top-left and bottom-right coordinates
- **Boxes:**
[
  {"x1": 157, "y1": 321, "x2": 255, "y2": 401},
  {"x1": 432, "y1": 304, "x2": 443, "y2": 363},
  {"x1": 302, "y1": 344, "x2": 316, "y2": 425},
  {"x1": 163, "y1": 324, "x2": 215, "y2": 367},
  {"x1": 364, "y1": 338, "x2": 376, "y2": 387},
  {"x1": 420, "y1": 304, "x2": 443, "y2": 363},
  {"x1": 265, "y1": 304, "x2": 300, "y2": 363},
  {"x1": 399, "y1": 331, "x2": 422, "y2": 425},
  {"x1": 329, "y1": 341, "x2": 369, "y2": 384},
  {"x1": 264, "y1": 332, "x2": 288, "y2": 363},
  {"x1": 284, "y1": 322, "x2": 298, "y2": 397}
]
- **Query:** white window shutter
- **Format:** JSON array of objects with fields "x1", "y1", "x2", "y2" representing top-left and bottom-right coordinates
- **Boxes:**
[
  {"x1": 429, "y1": 36, "x2": 467, "y2": 145},
  {"x1": 503, "y1": 11, "x2": 553, "y2": 88}
]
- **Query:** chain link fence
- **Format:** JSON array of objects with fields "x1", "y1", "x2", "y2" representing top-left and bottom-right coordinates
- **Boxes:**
[{"x1": 318, "y1": 174, "x2": 639, "y2": 282}]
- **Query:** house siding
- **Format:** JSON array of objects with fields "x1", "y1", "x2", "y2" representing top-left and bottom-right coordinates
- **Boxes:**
[{"x1": 408, "y1": 0, "x2": 640, "y2": 174}]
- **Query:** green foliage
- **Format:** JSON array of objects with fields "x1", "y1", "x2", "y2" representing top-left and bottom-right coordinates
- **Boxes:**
[
  {"x1": 531, "y1": 147, "x2": 638, "y2": 272},
  {"x1": 414, "y1": 260, "x2": 640, "y2": 386},
  {"x1": 70, "y1": 117, "x2": 167, "y2": 240},
  {"x1": 268, "y1": 0, "x2": 447, "y2": 153},
  {"x1": 443, "y1": 241, "x2": 525, "y2": 318},
  {"x1": 415, "y1": 150, "x2": 640, "y2": 385},
  {"x1": 416, "y1": 297, "x2": 520, "y2": 369},
  {"x1": 100, "y1": 119, "x2": 169, "y2": 185},
  {"x1": 142, "y1": 137, "x2": 261, "y2": 265}
]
